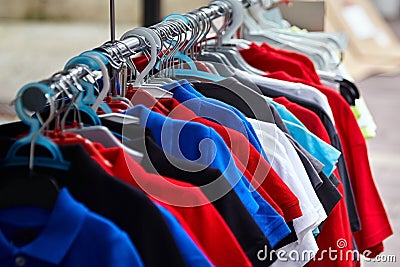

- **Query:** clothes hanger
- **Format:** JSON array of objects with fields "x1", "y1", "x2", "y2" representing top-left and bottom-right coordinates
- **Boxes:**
[
  {"x1": 66, "y1": 125, "x2": 143, "y2": 163},
  {"x1": 121, "y1": 27, "x2": 174, "y2": 98},
  {"x1": 1, "y1": 82, "x2": 70, "y2": 171},
  {"x1": 62, "y1": 53, "x2": 144, "y2": 162},
  {"x1": 0, "y1": 82, "x2": 69, "y2": 210},
  {"x1": 195, "y1": 5, "x2": 237, "y2": 66},
  {"x1": 184, "y1": 9, "x2": 230, "y2": 68},
  {"x1": 192, "y1": 8, "x2": 238, "y2": 76},
  {"x1": 65, "y1": 51, "x2": 141, "y2": 128},
  {"x1": 245, "y1": 3, "x2": 342, "y2": 71},
  {"x1": 200, "y1": 0, "x2": 265, "y2": 75},
  {"x1": 135, "y1": 26, "x2": 175, "y2": 85},
  {"x1": 159, "y1": 14, "x2": 225, "y2": 82},
  {"x1": 64, "y1": 54, "x2": 108, "y2": 125},
  {"x1": 82, "y1": 51, "x2": 112, "y2": 112},
  {"x1": 243, "y1": 9, "x2": 328, "y2": 69}
]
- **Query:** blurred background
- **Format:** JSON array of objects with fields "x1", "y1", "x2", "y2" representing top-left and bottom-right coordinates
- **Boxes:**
[{"x1": 0, "y1": 0, "x2": 399, "y2": 265}]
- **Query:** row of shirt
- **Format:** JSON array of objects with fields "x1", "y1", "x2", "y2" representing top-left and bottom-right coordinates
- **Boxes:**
[{"x1": 0, "y1": 41, "x2": 392, "y2": 267}]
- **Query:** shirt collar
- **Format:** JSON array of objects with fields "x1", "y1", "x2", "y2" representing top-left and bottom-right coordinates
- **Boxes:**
[
  {"x1": 125, "y1": 104, "x2": 154, "y2": 128},
  {"x1": 160, "y1": 79, "x2": 191, "y2": 91},
  {"x1": 0, "y1": 188, "x2": 86, "y2": 264}
]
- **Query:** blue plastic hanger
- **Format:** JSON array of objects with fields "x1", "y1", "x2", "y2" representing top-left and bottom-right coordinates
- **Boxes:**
[
  {"x1": 1, "y1": 82, "x2": 70, "y2": 170},
  {"x1": 64, "y1": 53, "x2": 112, "y2": 125}
]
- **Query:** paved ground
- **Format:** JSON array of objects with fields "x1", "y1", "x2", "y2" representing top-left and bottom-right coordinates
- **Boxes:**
[
  {"x1": 357, "y1": 76, "x2": 400, "y2": 266},
  {"x1": 0, "y1": 20, "x2": 399, "y2": 265}
]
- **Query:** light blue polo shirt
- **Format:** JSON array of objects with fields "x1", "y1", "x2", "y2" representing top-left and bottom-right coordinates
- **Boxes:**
[{"x1": 269, "y1": 99, "x2": 340, "y2": 176}]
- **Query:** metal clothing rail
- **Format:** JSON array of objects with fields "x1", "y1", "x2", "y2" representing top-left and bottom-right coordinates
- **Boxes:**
[{"x1": 19, "y1": 0, "x2": 258, "y2": 109}]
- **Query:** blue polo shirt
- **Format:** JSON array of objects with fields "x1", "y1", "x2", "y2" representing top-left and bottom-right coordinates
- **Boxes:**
[
  {"x1": 0, "y1": 188, "x2": 144, "y2": 267},
  {"x1": 269, "y1": 100, "x2": 341, "y2": 177},
  {"x1": 161, "y1": 80, "x2": 269, "y2": 161},
  {"x1": 126, "y1": 105, "x2": 291, "y2": 247},
  {"x1": 156, "y1": 204, "x2": 214, "y2": 267}
]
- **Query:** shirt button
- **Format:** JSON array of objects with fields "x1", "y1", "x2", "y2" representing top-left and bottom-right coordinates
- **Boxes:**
[{"x1": 15, "y1": 256, "x2": 26, "y2": 266}]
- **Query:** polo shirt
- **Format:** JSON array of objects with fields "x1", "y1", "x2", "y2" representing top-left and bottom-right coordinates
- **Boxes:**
[
  {"x1": 284, "y1": 136, "x2": 324, "y2": 189},
  {"x1": 248, "y1": 119, "x2": 327, "y2": 237},
  {"x1": 271, "y1": 231, "x2": 319, "y2": 267},
  {"x1": 282, "y1": 119, "x2": 341, "y2": 178},
  {"x1": 263, "y1": 72, "x2": 393, "y2": 256},
  {"x1": 274, "y1": 96, "x2": 333, "y2": 142},
  {"x1": 285, "y1": 131, "x2": 340, "y2": 188},
  {"x1": 0, "y1": 138, "x2": 187, "y2": 267},
  {"x1": 160, "y1": 80, "x2": 269, "y2": 160},
  {"x1": 125, "y1": 105, "x2": 292, "y2": 247},
  {"x1": 260, "y1": 42, "x2": 322, "y2": 85},
  {"x1": 155, "y1": 204, "x2": 214, "y2": 267},
  {"x1": 152, "y1": 97, "x2": 302, "y2": 249},
  {"x1": 286, "y1": 137, "x2": 343, "y2": 216},
  {"x1": 315, "y1": 84, "x2": 393, "y2": 257},
  {"x1": 0, "y1": 188, "x2": 144, "y2": 267},
  {"x1": 97, "y1": 146, "x2": 252, "y2": 267},
  {"x1": 127, "y1": 89, "x2": 301, "y2": 224},
  {"x1": 267, "y1": 100, "x2": 341, "y2": 177},
  {"x1": 191, "y1": 78, "x2": 275, "y2": 123},
  {"x1": 241, "y1": 87, "x2": 360, "y2": 266},
  {"x1": 240, "y1": 75, "x2": 360, "y2": 233},
  {"x1": 155, "y1": 96, "x2": 302, "y2": 223},
  {"x1": 270, "y1": 98, "x2": 344, "y2": 212},
  {"x1": 307, "y1": 181, "x2": 356, "y2": 267},
  {"x1": 234, "y1": 69, "x2": 335, "y2": 126},
  {"x1": 239, "y1": 43, "x2": 320, "y2": 85},
  {"x1": 125, "y1": 133, "x2": 279, "y2": 266},
  {"x1": 238, "y1": 56, "x2": 358, "y2": 266}
]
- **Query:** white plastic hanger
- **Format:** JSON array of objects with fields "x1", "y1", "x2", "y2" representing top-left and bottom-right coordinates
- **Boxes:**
[
  {"x1": 66, "y1": 125, "x2": 143, "y2": 163},
  {"x1": 121, "y1": 27, "x2": 173, "y2": 98}
]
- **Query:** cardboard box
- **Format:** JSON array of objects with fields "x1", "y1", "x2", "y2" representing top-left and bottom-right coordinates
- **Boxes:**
[
  {"x1": 279, "y1": 0, "x2": 325, "y2": 32},
  {"x1": 325, "y1": 0, "x2": 400, "y2": 81}
]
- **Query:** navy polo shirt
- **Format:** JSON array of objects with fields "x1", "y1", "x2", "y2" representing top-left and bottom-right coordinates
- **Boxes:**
[
  {"x1": 126, "y1": 105, "x2": 291, "y2": 247},
  {"x1": 161, "y1": 80, "x2": 269, "y2": 161},
  {"x1": 0, "y1": 188, "x2": 144, "y2": 267}
]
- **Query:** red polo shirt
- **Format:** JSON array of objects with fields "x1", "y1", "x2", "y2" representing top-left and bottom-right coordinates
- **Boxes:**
[
  {"x1": 128, "y1": 89, "x2": 302, "y2": 222},
  {"x1": 264, "y1": 71, "x2": 393, "y2": 257},
  {"x1": 239, "y1": 42, "x2": 319, "y2": 85},
  {"x1": 159, "y1": 97, "x2": 302, "y2": 222},
  {"x1": 94, "y1": 146, "x2": 252, "y2": 267},
  {"x1": 260, "y1": 42, "x2": 322, "y2": 85},
  {"x1": 271, "y1": 97, "x2": 359, "y2": 267}
]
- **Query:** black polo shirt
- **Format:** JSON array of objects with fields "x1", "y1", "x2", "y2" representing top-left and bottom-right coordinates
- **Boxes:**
[{"x1": 0, "y1": 135, "x2": 187, "y2": 267}]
